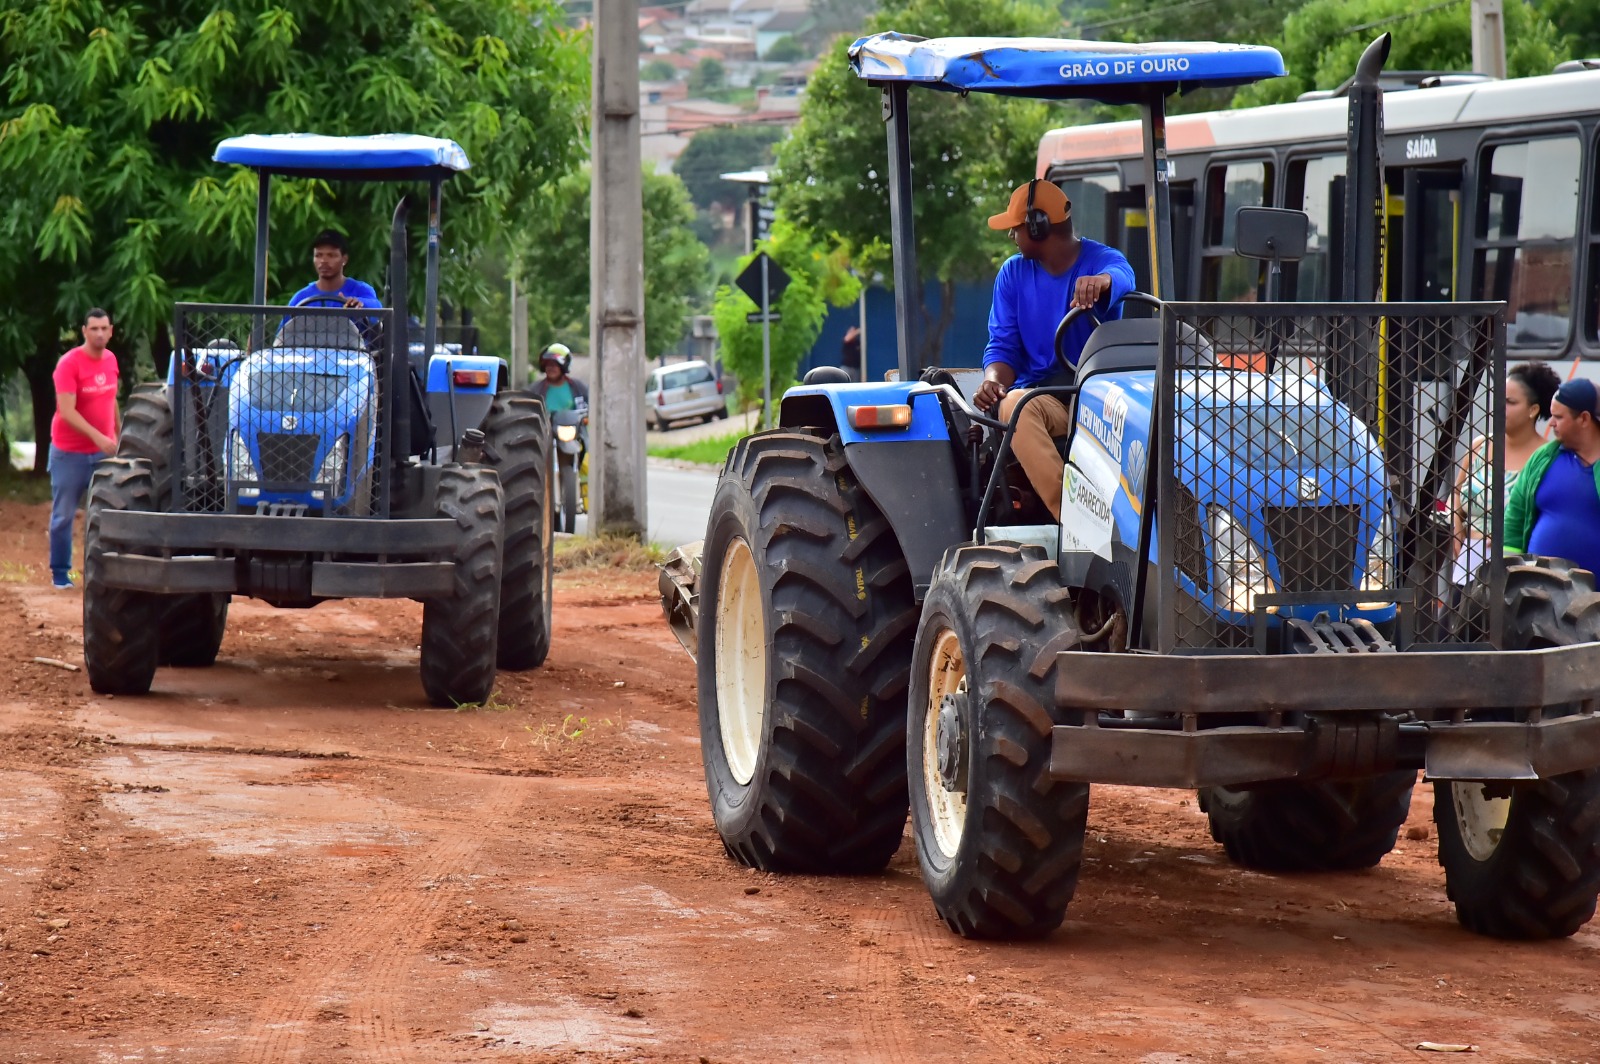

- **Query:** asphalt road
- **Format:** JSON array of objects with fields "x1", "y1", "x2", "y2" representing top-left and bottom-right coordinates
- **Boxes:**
[{"x1": 572, "y1": 460, "x2": 718, "y2": 548}]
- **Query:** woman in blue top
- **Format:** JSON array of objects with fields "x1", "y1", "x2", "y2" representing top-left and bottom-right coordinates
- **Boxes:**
[
  {"x1": 972, "y1": 179, "x2": 1135, "y2": 519},
  {"x1": 1504, "y1": 378, "x2": 1600, "y2": 576}
]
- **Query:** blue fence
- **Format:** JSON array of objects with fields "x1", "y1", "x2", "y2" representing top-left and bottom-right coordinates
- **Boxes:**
[{"x1": 803, "y1": 282, "x2": 993, "y2": 381}]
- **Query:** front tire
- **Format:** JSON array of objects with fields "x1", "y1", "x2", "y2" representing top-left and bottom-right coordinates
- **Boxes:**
[
  {"x1": 83, "y1": 460, "x2": 162, "y2": 695},
  {"x1": 419, "y1": 466, "x2": 504, "y2": 707},
  {"x1": 482, "y1": 394, "x2": 552, "y2": 670},
  {"x1": 697, "y1": 431, "x2": 917, "y2": 873},
  {"x1": 1200, "y1": 772, "x2": 1416, "y2": 872},
  {"x1": 1435, "y1": 556, "x2": 1600, "y2": 939},
  {"x1": 158, "y1": 594, "x2": 230, "y2": 667},
  {"x1": 907, "y1": 544, "x2": 1090, "y2": 940},
  {"x1": 559, "y1": 463, "x2": 579, "y2": 536}
]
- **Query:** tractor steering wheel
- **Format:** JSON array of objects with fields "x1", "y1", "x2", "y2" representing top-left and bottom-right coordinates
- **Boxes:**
[
  {"x1": 295, "y1": 293, "x2": 357, "y2": 309},
  {"x1": 1052, "y1": 290, "x2": 1164, "y2": 376}
]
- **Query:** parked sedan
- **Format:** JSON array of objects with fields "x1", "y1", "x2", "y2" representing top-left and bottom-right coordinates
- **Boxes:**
[{"x1": 645, "y1": 360, "x2": 728, "y2": 429}]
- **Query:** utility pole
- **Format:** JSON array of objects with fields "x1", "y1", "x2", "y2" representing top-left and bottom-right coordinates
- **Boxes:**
[
  {"x1": 1472, "y1": 0, "x2": 1508, "y2": 80},
  {"x1": 589, "y1": 0, "x2": 646, "y2": 538},
  {"x1": 510, "y1": 277, "x2": 529, "y2": 387}
]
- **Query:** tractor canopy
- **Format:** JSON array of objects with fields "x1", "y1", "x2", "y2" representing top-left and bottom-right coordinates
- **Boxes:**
[
  {"x1": 848, "y1": 33, "x2": 1285, "y2": 100},
  {"x1": 213, "y1": 133, "x2": 471, "y2": 182}
]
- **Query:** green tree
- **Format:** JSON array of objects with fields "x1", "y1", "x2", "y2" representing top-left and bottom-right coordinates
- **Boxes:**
[
  {"x1": 712, "y1": 221, "x2": 859, "y2": 408},
  {"x1": 1542, "y1": 0, "x2": 1600, "y2": 59},
  {"x1": 0, "y1": 0, "x2": 588, "y2": 469},
  {"x1": 641, "y1": 58, "x2": 677, "y2": 81},
  {"x1": 516, "y1": 167, "x2": 711, "y2": 364},
  {"x1": 1074, "y1": 0, "x2": 1312, "y2": 112},
  {"x1": 763, "y1": 35, "x2": 806, "y2": 62},
  {"x1": 1236, "y1": 0, "x2": 1564, "y2": 106},
  {"x1": 688, "y1": 57, "x2": 727, "y2": 94},
  {"x1": 674, "y1": 126, "x2": 785, "y2": 211},
  {"x1": 775, "y1": 0, "x2": 1064, "y2": 365}
]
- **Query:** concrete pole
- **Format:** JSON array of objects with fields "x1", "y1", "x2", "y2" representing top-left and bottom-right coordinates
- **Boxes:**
[
  {"x1": 858, "y1": 283, "x2": 868, "y2": 382},
  {"x1": 1472, "y1": 0, "x2": 1507, "y2": 80},
  {"x1": 589, "y1": 0, "x2": 647, "y2": 538},
  {"x1": 510, "y1": 278, "x2": 529, "y2": 387}
]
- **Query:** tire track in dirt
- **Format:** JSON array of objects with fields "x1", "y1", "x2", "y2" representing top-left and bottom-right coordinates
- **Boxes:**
[{"x1": 240, "y1": 771, "x2": 524, "y2": 1062}]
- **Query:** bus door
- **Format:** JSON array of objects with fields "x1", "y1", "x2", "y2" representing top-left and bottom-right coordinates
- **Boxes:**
[
  {"x1": 1108, "y1": 183, "x2": 1195, "y2": 303},
  {"x1": 1399, "y1": 167, "x2": 1464, "y2": 302}
]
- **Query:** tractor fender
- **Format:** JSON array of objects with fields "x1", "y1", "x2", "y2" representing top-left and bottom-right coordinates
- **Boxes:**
[
  {"x1": 780, "y1": 382, "x2": 965, "y2": 598},
  {"x1": 426, "y1": 353, "x2": 504, "y2": 438}
]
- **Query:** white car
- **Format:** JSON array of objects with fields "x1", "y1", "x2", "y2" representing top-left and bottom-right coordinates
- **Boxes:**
[{"x1": 645, "y1": 360, "x2": 728, "y2": 429}]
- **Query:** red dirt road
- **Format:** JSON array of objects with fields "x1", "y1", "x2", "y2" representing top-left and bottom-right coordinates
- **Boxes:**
[{"x1": 0, "y1": 499, "x2": 1596, "y2": 1062}]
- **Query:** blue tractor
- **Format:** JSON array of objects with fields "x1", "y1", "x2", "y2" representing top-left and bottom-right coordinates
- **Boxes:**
[
  {"x1": 662, "y1": 36, "x2": 1600, "y2": 941},
  {"x1": 84, "y1": 135, "x2": 554, "y2": 707}
]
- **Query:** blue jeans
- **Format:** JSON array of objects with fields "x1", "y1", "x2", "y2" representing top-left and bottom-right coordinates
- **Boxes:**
[{"x1": 48, "y1": 446, "x2": 106, "y2": 580}]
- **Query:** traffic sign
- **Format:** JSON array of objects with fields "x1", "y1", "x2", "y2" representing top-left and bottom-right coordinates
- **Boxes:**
[
  {"x1": 735, "y1": 252, "x2": 790, "y2": 309},
  {"x1": 745, "y1": 312, "x2": 783, "y2": 324}
]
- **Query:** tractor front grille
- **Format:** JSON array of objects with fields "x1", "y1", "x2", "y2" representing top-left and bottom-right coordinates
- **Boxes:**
[
  {"x1": 256, "y1": 433, "x2": 322, "y2": 484},
  {"x1": 1263, "y1": 505, "x2": 1360, "y2": 593}
]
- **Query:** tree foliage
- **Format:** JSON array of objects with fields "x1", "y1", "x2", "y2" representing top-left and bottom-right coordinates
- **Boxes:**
[
  {"x1": 1236, "y1": 0, "x2": 1564, "y2": 106},
  {"x1": 673, "y1": 125, "x2": 785, "y2": 211},
  {"x1": 712, "y1": 221, "x2": 858, "y2": 407},
  {"x1": 774, "y1": 0, "x2": 1065, "y2": 365},
  {"x1": 516, "y1": 167, "x2": 711, "y2": 364},
  {"x1": 763, "y1": 35, "x2": 806, "y2": 63},
  {"x1": 0, "y1": 0, "x2": 589, "y2": 461},
  {"x1": 1542, "y1": 0, "x2": 1600, "y2": 59},
  {"x1": 641, "y1": 58, "x2": 677, "y2": 82},
  {"x1": 1073, "y1": 0, "x2": 1311, "y2": 112},
  {"x1": 688, "y1": 57, "x2": 727, "y2": 94}
]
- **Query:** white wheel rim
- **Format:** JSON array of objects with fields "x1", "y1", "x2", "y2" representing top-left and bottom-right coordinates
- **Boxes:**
[
  {"x1": 715, "y1": 537, "x2": 766, "y2": 786},
  {"x1": 923, "y1": 628, "x2": 969, "y2": 859},
  {"x1": 1451, "y1": 781, "x2": 1511, "y2": 862}
]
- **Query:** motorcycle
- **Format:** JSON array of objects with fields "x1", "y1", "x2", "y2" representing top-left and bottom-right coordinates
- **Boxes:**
[{"x1": 551, "y1": 402, "x2": 588, "y2": 535}]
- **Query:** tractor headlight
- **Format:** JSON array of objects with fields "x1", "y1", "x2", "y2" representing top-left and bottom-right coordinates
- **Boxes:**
[
  {"x1": 1209, "y1": 507, "x2": 1277, "y2": 616},
  {"x1": 1361, "y1": 512, "x2": 1396, "y2": 593},
  {"x1": 231, "y1": 431, "x2": 260, "y2": 498},
  {"x1": 555, "y1": 424, "x2": 578, "y2": 442},
  {"x1": 313, "y1": 436, "x2": 348, "y2": 501}
]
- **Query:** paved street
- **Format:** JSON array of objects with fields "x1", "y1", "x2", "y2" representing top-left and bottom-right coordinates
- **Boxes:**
[{"x1": 572, "y1": 458, "x2": 719, "y2": 548}]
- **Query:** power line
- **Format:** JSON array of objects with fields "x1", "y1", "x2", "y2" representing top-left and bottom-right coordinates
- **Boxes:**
[{"x1": 1342, "y1": 0, "x2": 1466, "y2": 35}]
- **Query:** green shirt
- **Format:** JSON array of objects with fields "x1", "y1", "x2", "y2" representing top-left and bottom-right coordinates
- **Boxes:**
[
  {"x1": 1504, "y1": 438, "x2": 1600, "y2": 553},
  {"x1": 543, "y1": 381, "x2": 575, "y2": 414}
]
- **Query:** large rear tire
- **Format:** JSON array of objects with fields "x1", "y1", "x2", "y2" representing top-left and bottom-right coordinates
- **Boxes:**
[
  {"x1": 697, "y1": 431, "x2": 917, "y2": 873},
  {"x1": 1435, "y1": 556, "x2": 1600, "y2": 939},
  {"x1": 1199, "y1": 772, "x2": 1416, "y2": 872},
  {"x1": 907, "y1": 544, "x2": 1090, "y2": 939},
  {"x1": 83, "y1": 460, "x2": 162, "y2": 695},
  {"x1": 482, "y1": 394, "x2": 552, "y2": 670},
  {"x1": 419, "y1": 466, "x2": 504, "y2": 707}
]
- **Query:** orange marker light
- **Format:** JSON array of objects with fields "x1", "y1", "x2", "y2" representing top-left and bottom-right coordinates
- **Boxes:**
[
  {"x1": 451, "y1": 369, "x2": 492, "y2": 387},
  {"x1": 847, "y1": 404, "x2": 912, "y2": 430}
]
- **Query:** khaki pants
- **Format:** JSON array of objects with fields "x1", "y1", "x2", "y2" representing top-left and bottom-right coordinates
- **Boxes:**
[{"x1": 998, "y1": 389, "x2": 1072, "y2": 519}]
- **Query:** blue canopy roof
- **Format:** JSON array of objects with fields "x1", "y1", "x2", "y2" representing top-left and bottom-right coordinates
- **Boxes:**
[
  {"x1": 213, "y1": 134, "x2": 471, "y2": 179},
  {"x1": 849, "y1": 34, "x2": 1285, "y2": 99}
]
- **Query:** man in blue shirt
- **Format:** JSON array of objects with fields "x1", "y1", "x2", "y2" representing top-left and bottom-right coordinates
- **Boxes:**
[
  {"x1": 972, "y1": 179, "x2": 1135, "y2": 519},
  {"x1": 288, "y1": 230, "x2": 382, "y2": 311}
]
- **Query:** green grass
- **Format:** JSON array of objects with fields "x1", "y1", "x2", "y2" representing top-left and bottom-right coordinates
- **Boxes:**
[
  {"x1": 553, "y1": 533, "x2": 667, "y2": 573},
  {"x1": 646, "y1": 429, "x2": 746, "y2": 466}
]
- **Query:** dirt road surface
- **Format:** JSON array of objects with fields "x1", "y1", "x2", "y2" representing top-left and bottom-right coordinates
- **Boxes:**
[{"x1": 0, "y1": 498, "x2": 1596, "y2": 1062}]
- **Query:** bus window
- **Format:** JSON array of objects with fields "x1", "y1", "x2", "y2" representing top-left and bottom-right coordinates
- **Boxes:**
[
  {"x1": 1286, "y1": 155, "x2": 1345, "y2": 301},
  {"x1": 1201, "y1": 160, "x2": 1272, "y2": 301},
  {"x1": 1473, "y1": 136, "x2": 1581, "y2": 346},
  {"x1": 1588, "y1": 142, "x2": 1600, "y2": 344},
  {"x1": 1055, "y1": 173, "x2": 1120, "y2": 245},
  {"x1": 1109, "y1": 183, "x2": 1196, "y2": 300}
]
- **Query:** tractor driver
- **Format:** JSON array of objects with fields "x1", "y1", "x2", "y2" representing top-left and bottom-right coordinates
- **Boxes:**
[
  {"x1": 971, "y1": 179, "x2": 1135, "y2": 520},
  {"x1": 289, "y1": 230, "x2": 382, "y2": 312}
]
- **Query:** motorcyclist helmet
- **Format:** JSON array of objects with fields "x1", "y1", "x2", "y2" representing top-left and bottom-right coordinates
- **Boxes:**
[{"x1": 538, "y1": 342, "x2": 572, "y2": 375}]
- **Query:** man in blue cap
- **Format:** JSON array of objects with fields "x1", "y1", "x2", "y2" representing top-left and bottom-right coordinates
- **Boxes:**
[{"x1": 1505, "y1": 377, "x2": 1600, "y2": 575}]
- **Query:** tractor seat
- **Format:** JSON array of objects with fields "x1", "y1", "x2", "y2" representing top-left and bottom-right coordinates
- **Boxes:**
[
  {"x1": 275, "y1": 314, "x2": 368, "y2": 351},
  {"x1": 1074, "y1": 319, "x2": 1214, "y2": 381}
]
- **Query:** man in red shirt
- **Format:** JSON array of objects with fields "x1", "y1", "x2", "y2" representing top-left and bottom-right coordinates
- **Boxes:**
[{"x1": 48, "y1": 308, "x2": 120, "y2": 589}]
